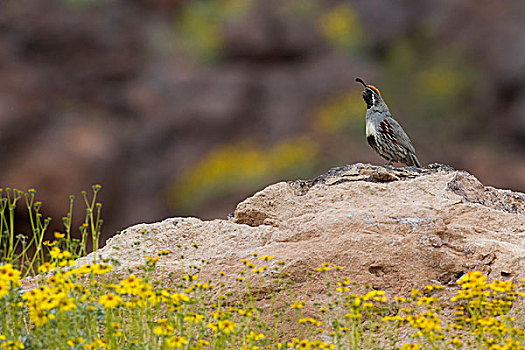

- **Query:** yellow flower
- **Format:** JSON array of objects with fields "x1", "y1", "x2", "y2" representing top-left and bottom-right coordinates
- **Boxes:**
[
  {"x1": 165, "y1": 336, "x2": 188, "y2": 348},
  {"x1": 182, "y1": 274, "x2": 198, "y2": 281},
  {"x1": 99, "y1": 294, "x2": 122, "y2": 309},
  {"x1": 72, "y1": 264, "x2": 93, "y2": 275},
  {"x1": 339, "y1": 278, "x2": 351, "y2": 286},
  {"x1": 136, "y1": 283, "x2": 153, "y2": 297},
  {"x1": 316, "y1": 263, "x2": 331, "y2": 272},
  {"x1": 0, "y1": 340, "x2": 24, "y2": 350},
  {"x1": 291, "y1": 301, "x2": 305, "y2": 309},
  {"x1": 91, "y1": 264, "x2": 113, "y2": 275},
  {"x1": 38, "y1": 262, "x2": 55, "y2": 273},
  {"x1": 457, "y1": 271, "x2": 486, "y2": 287},
  {"x1": 121, "y1": 274, "x2": 138, "y2": 285},
  {"x1": 218, "y1": 319, "x2": 237, "y2": 334},
  {"x1": 61, "y1": 250, "x2": 73, "y2": 259},
  {"x1": 153, "y1": 319, "x2": 174, "y2": 336},
  {"x1": 299, "y1": 317, "x2": 322, "y2": 326},
  {"x1": 59, "y1": 259, "x2": 75, "y2": 267},
  {"x1": 423, "y1": 284, "x2": 444, "y2": 293},
  {"x1": 207, "y1": 323, "x2": 218, "y2": 332},
  {"x1": 184, "y1": 285, "x2": 196, "y2": 294},
  {"x1": 364, "y1": 290, "x2": 385, "y2": 300},
  {"x1": 447, "y1": 338, "x2": 462, "y2": 348},
  {"x1": 252, "y1": 266, "x2": 268, "y2": 274},
  {"x1": 157, "y1": 250, "x2": 172, "y2": 256},
  {"x1": 170, "y1": 293, "x2": 190, "y2": 305},
  {"x1": 0, "y1": 264, "x2": 21, "y2": 285},
  {"x1": 0, "y1": 283, "x2": 9, "y2": 298},
  {"x1": 417, "y1": 296, "x2": 438, "y2": 306},
  {"x1": 411, "y1": 289, "x2": 422, "y2": 298},
  {"x1": 241, "y1": 259, "x2": 257, "y2": 268},
  {"x1": 48, "y1": 247, "x2": 72, "y2": 260},
  {"x1": 246, "y1": 331, "x2": 265, "y2": 341},
  {"x1": 196, "y1": 282, "x2": 211, "y2": 290},
  {"x1": 400, "y1": 344, "x2": 420, "y2": 350},
  {"x1": 352, "y1": 297, "x2": 362, "y2": 307},
  {"x1": 184, "y1": 313, "x2": 204, "y2": 324},
  {"x1": 82, "y1": 338, "x2": 108, "y2": 350},
  {"x1": 54, "y1": 232, "x2": 65, "y2": 239},
  {"x1": 57, "y1": 295, "x2": 76, "y2": 312},
  {"x1": 67, "y1": 337, "x2": 86, "y2": 347},
  {"x1": 236, "y1": 309, "x2": 253, "y2": 317},
  {"x1": 344, "y1": 311, "x2": 362, "y2": 319},
  {"x1": 27, "y1": 308, "x2": 54, "y2": 327},
  {"x1": 115, "y1": 274, "x2": 148, "y2": 295},
  {"x1": 258, "y1": 255, "x2": 274, "y2": 261},
  {"x1": 449, "y1": 323, "x2": 463, "y2": 330},
  {"x1": 145, "y1": 255, "x2": 159, "y2": 264},
  {"x1": 297, "y1": 339, "x2": 310, "y2": 349},
  {"x1": 489, "y1": 280, "x2": 514, "y2": 292}
]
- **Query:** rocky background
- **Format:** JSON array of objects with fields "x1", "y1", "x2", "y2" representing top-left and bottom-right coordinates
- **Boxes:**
[{"x1": 1, "y1": 0, "x2": 524, "y2": 243}]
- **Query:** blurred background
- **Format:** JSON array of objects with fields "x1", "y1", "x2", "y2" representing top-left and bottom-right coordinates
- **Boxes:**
[{"x1": 1, "y1": 0, "x2": 524, "y2": 242}]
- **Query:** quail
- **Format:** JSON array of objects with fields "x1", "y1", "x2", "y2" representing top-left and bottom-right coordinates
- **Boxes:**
[{"x1": 356, "y1": 78, "x2": 421, "y2": 167}]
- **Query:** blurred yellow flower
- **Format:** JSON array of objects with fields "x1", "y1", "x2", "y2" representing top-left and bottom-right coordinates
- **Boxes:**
[
  {"x1": 169, "y1": 137, "x2": 319, "y2": 211},
  {"x1": 54, "y1": 232, "x2": 65, "y2": 239},
  {"x1": 165, "y1": 336, "x2": 188, "y2": 348},
  {"x1": 0, "y1": 340, "x2": 24, "y2": 350},
  {"x1": 291, "y1": 301, "x2": 305, "y2": 309},
  {"x1": 99, "y1": 294, "x2": 122, "y2": 309}
]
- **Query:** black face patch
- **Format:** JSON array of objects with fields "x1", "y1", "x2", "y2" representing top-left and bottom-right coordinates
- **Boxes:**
[{"x1": 362, "y1": 89, "x2": 374, "y2": 109}]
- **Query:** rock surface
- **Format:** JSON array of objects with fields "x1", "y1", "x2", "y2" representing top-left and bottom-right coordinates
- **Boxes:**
[{"x1": 74, "y1": 163, "x2": 525, "y2": 300}]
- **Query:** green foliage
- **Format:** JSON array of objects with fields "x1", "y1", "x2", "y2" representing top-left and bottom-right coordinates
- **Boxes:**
[{"x1": 0, "y1": 186, "x2": 103, "y2": 278}]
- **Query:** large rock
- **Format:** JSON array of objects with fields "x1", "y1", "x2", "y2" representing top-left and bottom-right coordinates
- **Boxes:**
[{"x1": 76, "y1": 163, "x2": 525, "y2": 297}]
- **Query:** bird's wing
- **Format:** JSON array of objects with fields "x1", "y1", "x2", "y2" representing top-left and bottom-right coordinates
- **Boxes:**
[{"x1": 385, "y1": 116, "x2": 416, "y2": 154}]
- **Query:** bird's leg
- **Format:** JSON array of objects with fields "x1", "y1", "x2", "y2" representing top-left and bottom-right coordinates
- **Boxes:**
[{"x1": 384, "y1": 159, "x2": 392, "y2": 166}]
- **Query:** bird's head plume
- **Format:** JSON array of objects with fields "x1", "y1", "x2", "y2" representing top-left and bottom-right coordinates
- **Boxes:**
[{"x1": 355, "y1": 77, "x2": 382, "y2": 109}]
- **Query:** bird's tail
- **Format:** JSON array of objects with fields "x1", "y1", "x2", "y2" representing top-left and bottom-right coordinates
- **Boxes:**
[{"x1": 410, "y1": 153, "x2": 421, "y2": 168}]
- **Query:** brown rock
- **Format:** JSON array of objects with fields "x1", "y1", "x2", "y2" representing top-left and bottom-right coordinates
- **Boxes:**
[
  {"x1": 73, "y1": 163, "x2": 525, "y2": 297},
  {"x1": 20, "y1": 163, "x2": 525, "y2": 341}
]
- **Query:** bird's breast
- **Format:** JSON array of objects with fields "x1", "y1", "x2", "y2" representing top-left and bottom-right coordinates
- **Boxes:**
[{"x1": 365, "y1": 119, "x2": 376, "y2": 137}]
